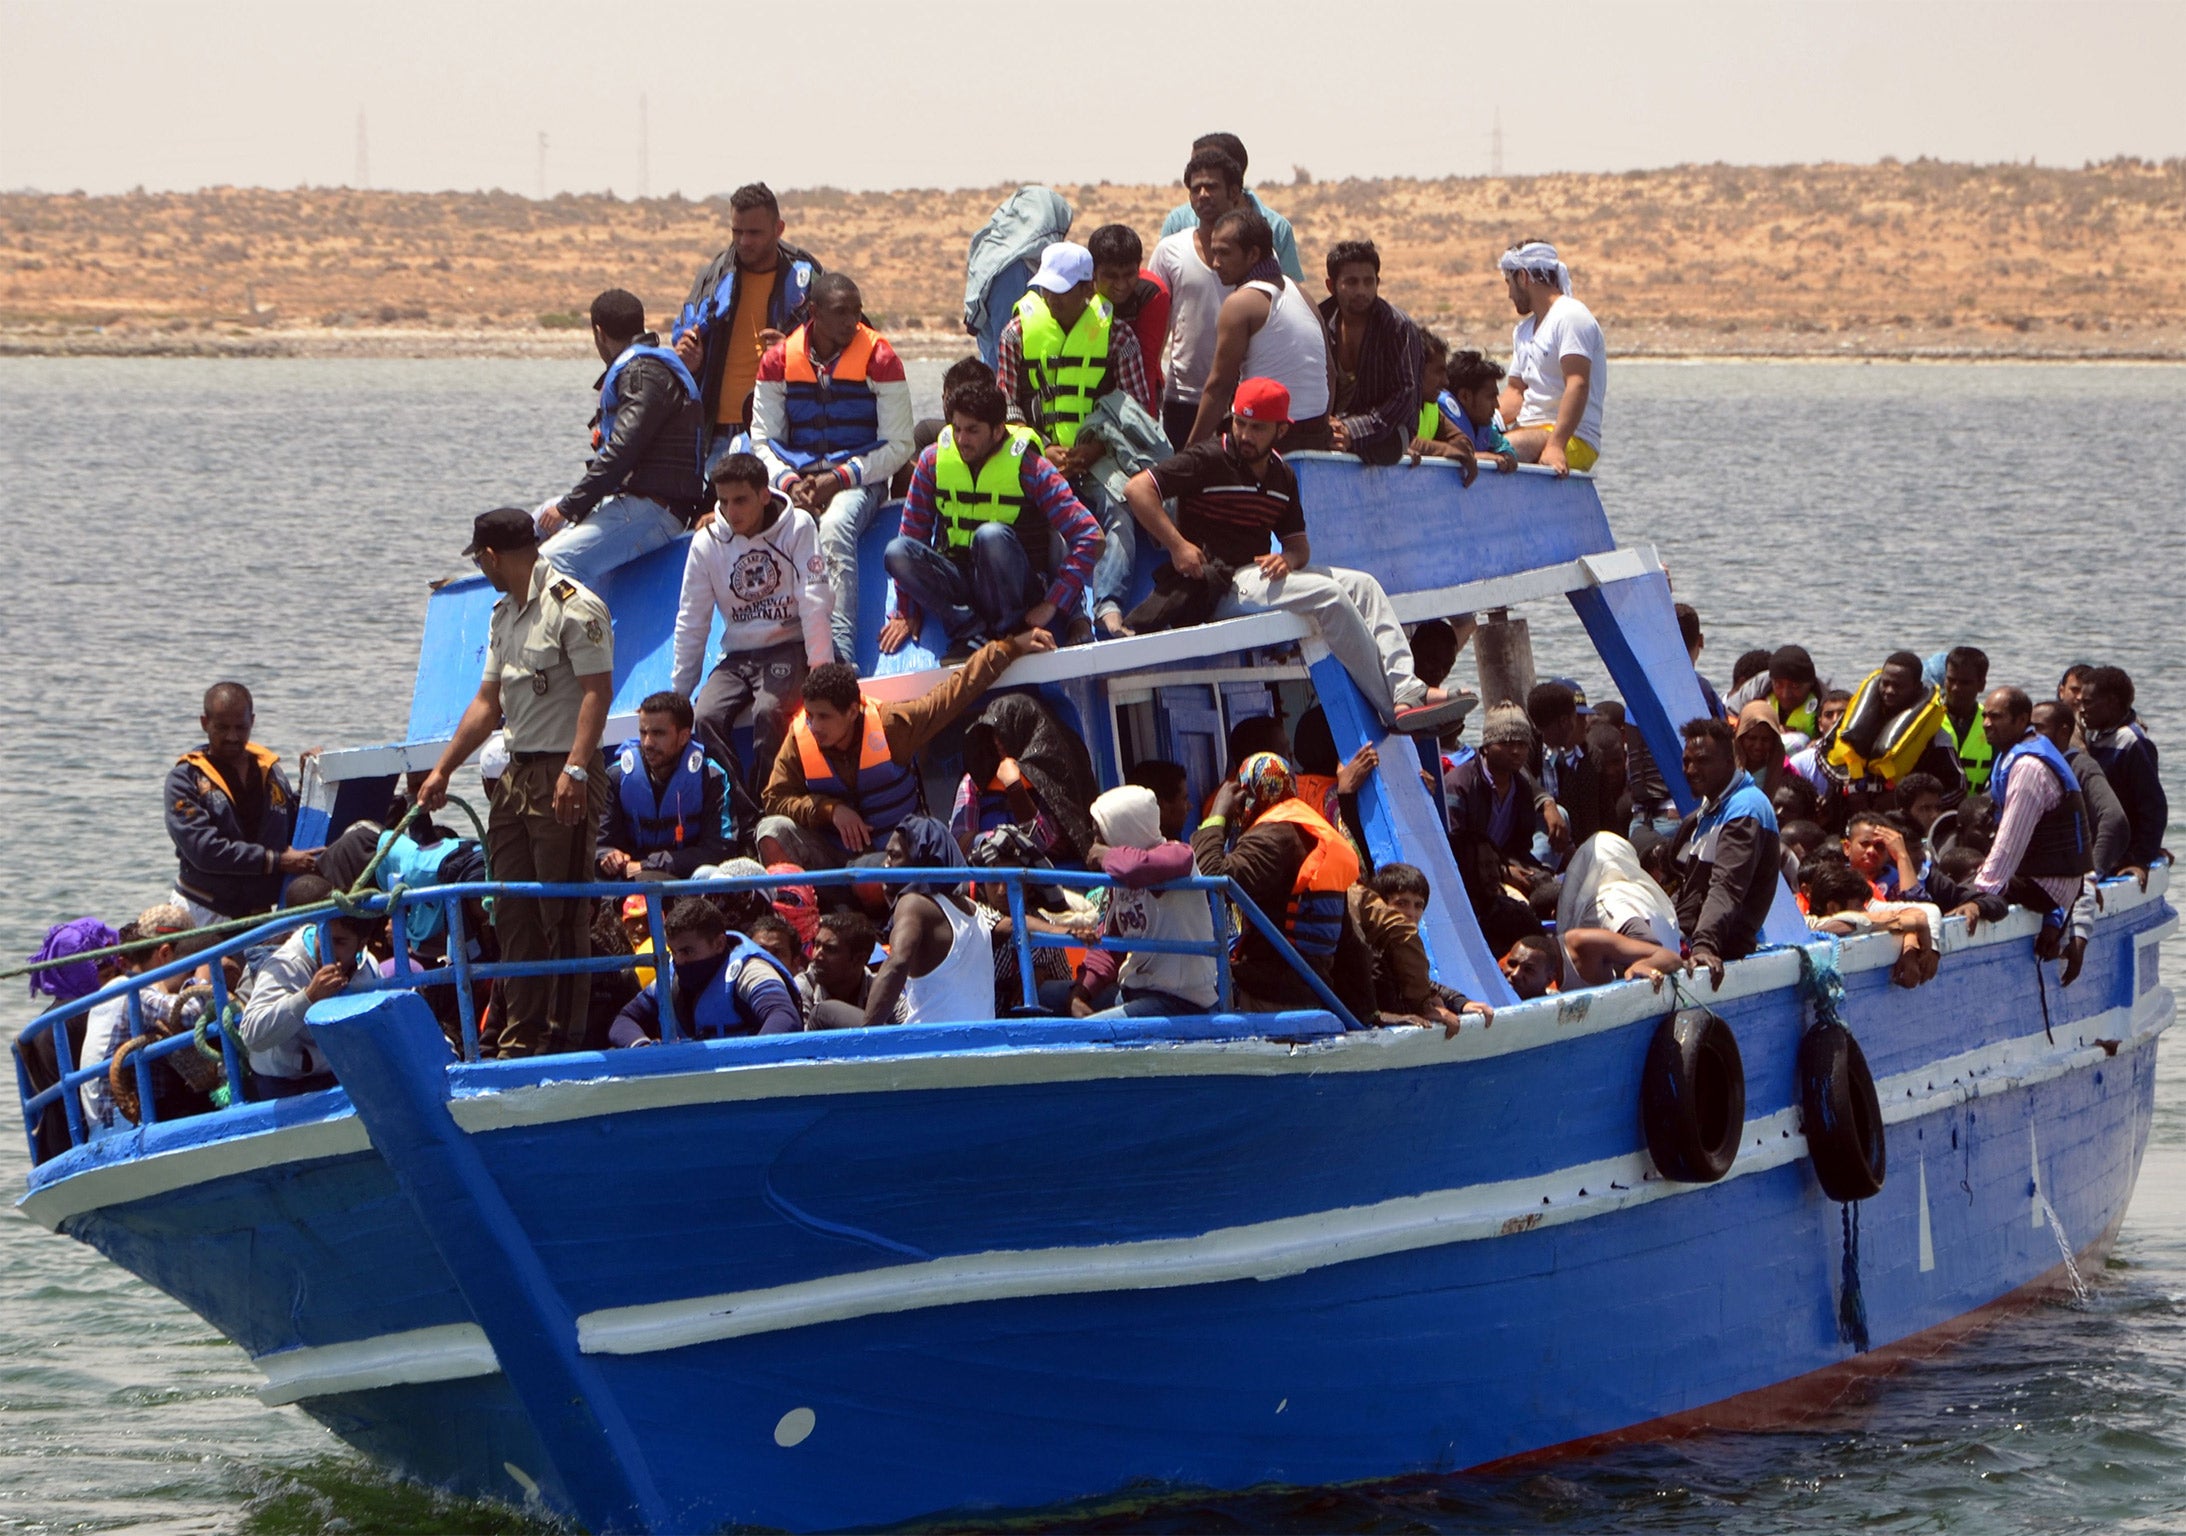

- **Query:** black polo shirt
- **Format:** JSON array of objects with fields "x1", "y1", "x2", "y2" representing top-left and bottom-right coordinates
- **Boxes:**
[{"x1": 1146, "y1": 436, "x2": 1306, "y2": 568}]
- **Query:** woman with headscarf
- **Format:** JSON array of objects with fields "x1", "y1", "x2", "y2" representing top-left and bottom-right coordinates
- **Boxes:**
[
  {"x1": 865, "y1": 815, "x2": 990, "y2": 1027},
  {"x1": 955, "y1": 693, "x2": 1100, "y2": 862},
  {"x1": 1735, "y1": 699, "x2": 1794, "y2": 803},
  {"x1": 1072, "y1": 785, "x2": 1218, "y2": 1017},
  {"x1": 1554, "y1": 832, "x2": 1685, "y2": 988},
  {"x1": 1194, "y1": 753, "x2": 1361, "y2": 1010}
]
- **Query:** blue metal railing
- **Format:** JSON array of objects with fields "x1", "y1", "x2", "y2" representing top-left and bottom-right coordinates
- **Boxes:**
[{"x1": 15, "y1": 865, "x2": 1361, "y2": 1166}]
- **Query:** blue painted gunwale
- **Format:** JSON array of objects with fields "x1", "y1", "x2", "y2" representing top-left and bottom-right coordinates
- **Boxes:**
[{"x1": 18, "y1": 878, "x2": 2170, "y2": 1531}]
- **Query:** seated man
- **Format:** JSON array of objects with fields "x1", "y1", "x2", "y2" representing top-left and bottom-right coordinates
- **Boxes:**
[
  {"x1": 1938, "y1": 645, "x2": 1994, "y2": 792},
  {"x1": 1319, "y1": 239, "x2": 1423, "y2": 466},
  {"x1": 798, "y1": 910, "x2": 903, "y2": 1030},
  {"x1": 1496, "y1": 238, "x2": 1606, "y2": 476},
  {"x1": 2033, "y1": 699, "x2": 2131, "y2": 879},
  {"x1": 536, "y1": 288, "x2": 707, "y2": 589},
  {"x1": 610, "y1": 896, "x2": 801, "y2": 1043},
  {"x1": 1409, "y1": 342, "x2": 1508, "y2": 478},
  {"x1": 671, "y1": 451, "x2": 835, "y2": 782},
  {"x1": 598, "y1": 691, "x2": 735, "y2": 880},
  {"x1": 1447, "y1": 705, "x2": 1564, "y2": 868},
  {"x1": 1727, "y1": 644, "x2": 1821, "y2": 739},
  {"x1": 236, "y1": 878, "x2": 378, "y2": 1098},
  {"x1": 2080, "y1": 665, "x2": 2168, "y2": 874},
  {"x1": 1529, "y1": 680, "x2": 1611, "y2": 851},
  {"x1": 1817, "y1": 650, "x2": 1965, "y2": 808},
  {"x1": 1121, "y1": 377, "x2": 1463, "y2": 735},
  {"x1": 1842, "y1": 811, "x2": 1921, "y2": 899},
  {"x1": 748, "y1": 273, "x2": 914, "y2": 666},
  {"x1": 165, "y1": 681, "x2": 319, "y2": 925},
  {"x1": 883, "y1": 377, "x2": 1103, "y2": 657},
  {"x1": 994, "y1": 241, "x2": 1157, "y2": 638},
  {"x1": 1192, "y1": 753, "x2": 1360, "y2": 1011},
  {"x1": 1667, "y1": 716, "x2": 1784, "y2": 986},
  {"x1": 758, "y1": 630, "x2": 1053, "y2": 870},
  {"x1": 866, "y1": 817, "x2": 993, "y2": 1027},
  {"x1": 1974, "y1": 687, "x2": 2092, "y2": 920}
]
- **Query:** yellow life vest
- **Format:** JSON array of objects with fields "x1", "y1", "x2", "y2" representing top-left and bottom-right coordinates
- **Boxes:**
[
  {"x1": 932, "y1": 424, "x2": 1048, "y2": 566},
  {"x1": 1015, "y1": 290, "x2": 1114, "y2": 447},
  {"x1": 1825, "y1": 669, "x2": 1947, "y2": 784}
]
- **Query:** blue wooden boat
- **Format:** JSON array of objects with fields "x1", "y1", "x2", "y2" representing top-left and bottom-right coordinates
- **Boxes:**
[{"x1": 13, "y1": 456, "x2": 2171, "y2": 1533}]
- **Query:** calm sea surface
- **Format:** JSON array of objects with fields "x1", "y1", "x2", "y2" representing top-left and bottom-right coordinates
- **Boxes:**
[{"x1": 2, "y1": 359, "x2": 2183, "y2": 1533}]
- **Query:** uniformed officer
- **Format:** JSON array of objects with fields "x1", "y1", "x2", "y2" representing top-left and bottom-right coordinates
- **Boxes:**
[{"x1": 420, "y1": 507, "x2": 615, "y2": 1056}]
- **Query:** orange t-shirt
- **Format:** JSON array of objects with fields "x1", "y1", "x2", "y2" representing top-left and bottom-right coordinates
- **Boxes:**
[{"x1": 714, "y1": 275, "x2": 770, "y2": 427}]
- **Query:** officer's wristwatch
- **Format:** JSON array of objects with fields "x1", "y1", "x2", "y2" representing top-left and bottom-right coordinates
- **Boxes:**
[{"x1": 561, "y1": 763, "x2": 589, "y2": 783}]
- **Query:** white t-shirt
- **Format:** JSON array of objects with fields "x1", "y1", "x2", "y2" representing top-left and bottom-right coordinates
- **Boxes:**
[
  {"x1": 1510, "y1": 295, "x2": 1606, "y2": 450},
  {"x1": 1149, "y1": 230, "x2": 1234, "y2": 406}
]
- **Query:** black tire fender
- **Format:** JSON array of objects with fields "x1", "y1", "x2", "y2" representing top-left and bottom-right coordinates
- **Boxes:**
[
  {"x1": 1641, "y1": 1006, "x2": 1746, "y2": 1183},
  {"x1": 1798, "y1": 1020, "x2": 1887, "y2": 1201}
]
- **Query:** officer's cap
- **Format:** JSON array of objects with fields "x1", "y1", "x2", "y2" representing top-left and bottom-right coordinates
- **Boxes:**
[{"x1": 462, "y1": 506, "x2": 538, "y2": 556}]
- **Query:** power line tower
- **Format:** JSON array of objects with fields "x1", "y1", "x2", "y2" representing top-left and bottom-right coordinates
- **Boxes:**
[
  {"x1": 638, "y1": 94, "x2": 650, "y2": 200},
  {"x1": 355, "y1": 109, "x2": 369, "y2": 190},
  {"x1": 1489, "y1": 108, "x2": 1504, "y2": 178},
  {"x1": 536, "y1": 132, "x2": 549, "y2": 200}
]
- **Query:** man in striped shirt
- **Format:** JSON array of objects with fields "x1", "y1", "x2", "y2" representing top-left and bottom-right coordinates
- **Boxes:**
[
  {"x1": 1121, "y1": 377, "x2": 1464, "y2": 735},
  {"x1": 882, "y1": 377, "x2": 1103, "y2": 660}
]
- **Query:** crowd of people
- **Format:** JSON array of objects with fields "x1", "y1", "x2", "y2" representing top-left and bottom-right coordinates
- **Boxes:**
[{"x1": 16, "y1": 133, "x2": 2168, "y2": 1150}]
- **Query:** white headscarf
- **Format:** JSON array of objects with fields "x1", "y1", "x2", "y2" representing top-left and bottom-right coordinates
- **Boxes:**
[
  {"x1": 1555, "y1": 832, "x2": 1679, "y2": 987},
  {"x1": 1091, "y1": 786, "x2": 1163, "y2": 851},
  {"x1": 1499, "y1": 240, "x2": 1572, "y2": 296}
]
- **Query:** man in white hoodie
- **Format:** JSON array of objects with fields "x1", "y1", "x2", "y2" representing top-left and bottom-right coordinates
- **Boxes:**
[{"x1": 673, "y1": 451, "x2": 836, "y2": 788}]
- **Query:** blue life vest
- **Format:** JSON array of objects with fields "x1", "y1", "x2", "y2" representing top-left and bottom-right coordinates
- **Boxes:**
[
  {"x1": 687, "y1": 935, "x2": 799, "y2": 1038},
  {"x1": 616, "y1": 740, "x2": 712, "y2": 854},
  {"x1": 373, "y1": 830, "x2": 469, "y2": 947},
  {"x1": 775, "y1": 323, "x2": 887, "y2": 471},
  {"x1": 598, "y1": 343, "x2": 699, "y2": 452},
  {"x1": 1989, "y1": 732, "x2": 2090, "y2": 878}
]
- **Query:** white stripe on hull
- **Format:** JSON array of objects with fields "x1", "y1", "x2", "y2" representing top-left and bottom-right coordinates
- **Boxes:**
[{"x1": 246, "y1": 997, "x2": 2166, "y2": 1401}]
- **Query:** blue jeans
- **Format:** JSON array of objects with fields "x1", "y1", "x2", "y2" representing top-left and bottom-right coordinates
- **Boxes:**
[
  {"x1": 885, "y1": 525, "x2": 1044, "y2": 644},
  {"x1": 1077, "y1": 477, "x2": 1135, "y2": 623},
  {"x1": 540, "y1": 495, "x2": 684, "y2": 590},
  {"x1": 815, "y1": 484, "x2": 884, "y2": 664}
]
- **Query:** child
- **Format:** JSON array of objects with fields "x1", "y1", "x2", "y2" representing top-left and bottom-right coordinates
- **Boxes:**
[{"x1": 1362, "y1": 864, "x2": 1494, "y2": 1033}]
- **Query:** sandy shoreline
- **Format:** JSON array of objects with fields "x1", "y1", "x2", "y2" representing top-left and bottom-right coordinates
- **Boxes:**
[{"x1": 4, "y1": 324, "x2": 2183, "y2": 365}]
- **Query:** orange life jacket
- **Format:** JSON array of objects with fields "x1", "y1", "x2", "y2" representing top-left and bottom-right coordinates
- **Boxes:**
[
  {"x1": 1251, "y1": 797, "x2": 1361, "y2": 959},
  {"x1": 789, "y1": 699, "x2": 921, "y2": 840}
]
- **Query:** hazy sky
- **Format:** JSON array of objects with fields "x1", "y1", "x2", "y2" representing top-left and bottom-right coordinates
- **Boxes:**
[{"x1": 4, "y1": 0, "x2": 2181, "y2": 196}]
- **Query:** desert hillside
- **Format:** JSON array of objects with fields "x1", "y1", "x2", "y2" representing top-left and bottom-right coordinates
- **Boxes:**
[{"x1": 3, "y1": 158, "x2": 2182, "y2": 358}]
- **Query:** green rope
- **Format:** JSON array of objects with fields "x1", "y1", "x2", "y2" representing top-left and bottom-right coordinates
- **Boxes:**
[{"x1": 9, "y1": 793, "x2": 491, "y2": 981}]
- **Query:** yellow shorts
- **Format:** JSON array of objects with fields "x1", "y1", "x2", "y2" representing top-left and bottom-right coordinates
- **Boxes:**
[{"x1": 1510, "y1": 426, "x2": 1599, "y2": 472}]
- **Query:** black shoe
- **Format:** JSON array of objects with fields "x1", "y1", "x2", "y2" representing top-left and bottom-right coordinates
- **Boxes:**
[{"x1": 941, "y1": 635, "x2": 983, "y2": 664}]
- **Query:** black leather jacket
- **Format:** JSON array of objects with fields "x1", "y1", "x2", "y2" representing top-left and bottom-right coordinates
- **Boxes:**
[{"x1": 562, "y1": 334, "x2": 706, "y2": 523}]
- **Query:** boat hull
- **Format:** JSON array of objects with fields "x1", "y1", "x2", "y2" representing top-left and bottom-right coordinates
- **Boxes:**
[{"x1": 22, "y1": 889, "x2": 2172, "y2": 1532}]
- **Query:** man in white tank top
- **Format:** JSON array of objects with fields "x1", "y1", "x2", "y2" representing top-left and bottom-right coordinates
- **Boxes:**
[
  {"x1": 864, "y1": 815, "x2": 991, "y2": 1027},
  {"x1": 1183, "y1": 207, "x2": 1334, "y2": 450}
]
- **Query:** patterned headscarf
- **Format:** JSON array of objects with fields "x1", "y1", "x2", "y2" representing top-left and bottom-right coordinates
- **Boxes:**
[
  {"x1": 767, "y1": 862, "x2": 819, "y2": 951},
  {"x1": 28, "y1": 917, "x2": 119, "y2": 1001},
  {"x1": 1237, "y1": 751, "x2": 1297, "y2": 822}
]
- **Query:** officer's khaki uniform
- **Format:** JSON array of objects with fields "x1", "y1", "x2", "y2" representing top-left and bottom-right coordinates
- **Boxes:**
[{"x1": 485, "y1": 559, "x2": 614, "y2": 1055}]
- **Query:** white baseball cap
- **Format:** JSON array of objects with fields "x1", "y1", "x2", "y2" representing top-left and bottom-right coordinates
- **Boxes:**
[
  {"x1": 1028, "y1": 242, "x2": 1094, "y2": 294},
  {"x1": 477, "y1": 731, "x2": 510, "y2": 782}
]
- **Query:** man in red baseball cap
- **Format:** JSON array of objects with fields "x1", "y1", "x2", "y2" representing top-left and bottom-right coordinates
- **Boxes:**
[{"x1": 1120, "y1": 377, "x2": 1468, "y2": 735}]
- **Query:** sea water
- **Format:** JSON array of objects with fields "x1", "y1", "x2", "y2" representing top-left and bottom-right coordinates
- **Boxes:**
[{"x1": 2, "y1": 358, "x2": 2183, "y2": 1532}]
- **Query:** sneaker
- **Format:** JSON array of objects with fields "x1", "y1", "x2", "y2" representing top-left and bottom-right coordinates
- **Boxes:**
[{"x1": 1392, "y1": 694, "x2": 1478, "y2": 736}]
